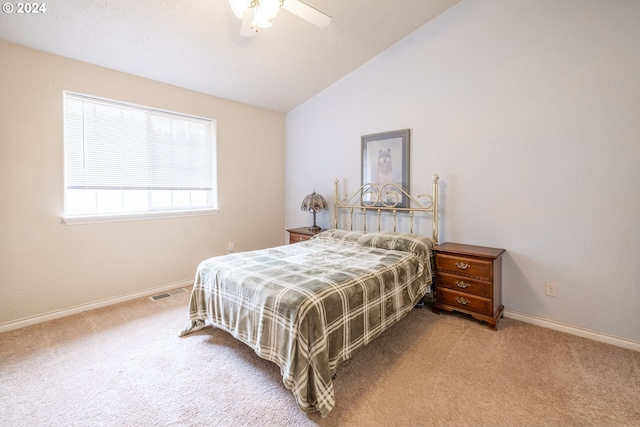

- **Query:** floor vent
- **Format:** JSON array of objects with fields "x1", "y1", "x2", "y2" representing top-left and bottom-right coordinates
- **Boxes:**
[{"x1": 149, "y1": 288, "x2": 188, "y2": 301}]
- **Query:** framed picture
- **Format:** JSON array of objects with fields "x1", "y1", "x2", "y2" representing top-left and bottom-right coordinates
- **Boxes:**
[{"x1": 361, "y1": 129, "x2": 410, "y2": 208}]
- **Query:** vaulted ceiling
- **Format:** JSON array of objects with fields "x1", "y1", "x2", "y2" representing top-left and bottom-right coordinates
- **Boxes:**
[{"x1": 0, "y1": 0, "x2": 462, "y2": 112}]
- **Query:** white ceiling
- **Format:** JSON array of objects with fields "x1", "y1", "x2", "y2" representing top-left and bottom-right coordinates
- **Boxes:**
[{"x1": 0, "y1": 0, "x2": 462, "y2": 112}]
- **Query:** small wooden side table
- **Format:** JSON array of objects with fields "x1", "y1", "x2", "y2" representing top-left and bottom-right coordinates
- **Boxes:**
[{"x1": 432, "y1": 242, "x2": 506, "y2": 330}]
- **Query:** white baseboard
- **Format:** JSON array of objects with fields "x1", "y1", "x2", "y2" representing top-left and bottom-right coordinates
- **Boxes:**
[
  {"x1": 0, "y1": 279, "x2": 193, "y2": 334},
  {"x1": 3, "y1": 290, "x2": 638, "y2": 353},
  {"x1": 503, "y1": 309, "x2": 640, "y2": 352}
]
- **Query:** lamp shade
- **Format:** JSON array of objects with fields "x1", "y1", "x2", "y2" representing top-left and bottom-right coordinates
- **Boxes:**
[
  {"x1": 301, "y1": 190, "x2": 327, "y2": 213},
  {"x1": 301, "y1": 190, "x2": 327, "y2": 232}
]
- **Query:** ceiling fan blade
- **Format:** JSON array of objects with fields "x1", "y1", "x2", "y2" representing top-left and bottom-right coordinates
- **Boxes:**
[
  {"x1": 240, "y1": 8, "x2": 257, "y2": 37},
  {"x1": 282, "y1": 0, "x2": 331, "y2": 28}
]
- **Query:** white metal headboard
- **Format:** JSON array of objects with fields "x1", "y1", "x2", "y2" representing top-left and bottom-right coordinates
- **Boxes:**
[{"x1": 333, "y1": 174, "x2": 439, "y2": 244}]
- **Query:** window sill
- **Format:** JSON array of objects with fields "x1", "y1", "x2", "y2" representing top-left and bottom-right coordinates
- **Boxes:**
[{"x1": 63, "y1": 208, "x2": 220, "y2": 225}]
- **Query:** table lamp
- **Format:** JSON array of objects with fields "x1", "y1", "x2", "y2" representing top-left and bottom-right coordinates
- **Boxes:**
[{"x1": 300, "y1": 190, "x2": 328, "y2": 232}]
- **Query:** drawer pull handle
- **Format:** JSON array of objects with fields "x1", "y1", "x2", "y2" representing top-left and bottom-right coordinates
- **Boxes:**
[
  {"x1": 298, "y1": 237, "x2": 304, "y2": 241},
  {"x1": 455, "y1": 261, "x2": 471, "y2": 270},
  {"x1": 455, "y1": 296, "x2": 471, "y2": 305},
  {"x1": 456, "y1": 280, "x2": 471, "y2": 289}
]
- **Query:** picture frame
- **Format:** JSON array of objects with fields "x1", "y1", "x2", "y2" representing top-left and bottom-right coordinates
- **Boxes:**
[{"x1": 361, "y1": 129, "x2": 410, "y2": 208}]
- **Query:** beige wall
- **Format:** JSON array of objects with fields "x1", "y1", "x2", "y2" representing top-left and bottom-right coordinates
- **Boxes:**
[{"x1": 0, "y1": 40, "x2": 285, "y2": 328}]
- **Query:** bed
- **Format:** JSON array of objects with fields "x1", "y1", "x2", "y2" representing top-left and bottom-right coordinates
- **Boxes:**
[{"x1": 179, "y1": 176, "x2": 440, "y2": 417}]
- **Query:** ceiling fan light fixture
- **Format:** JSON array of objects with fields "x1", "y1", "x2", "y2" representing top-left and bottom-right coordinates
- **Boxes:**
[
  {"x1": 230, "y1": 0, "x2": 283, "y2": 29},
  {"x1": 256, "y1": 0, "x2": 281, "y2": 21},
  {"x1": 231, "y1": 0, "x2": 331, "y2": 37}
]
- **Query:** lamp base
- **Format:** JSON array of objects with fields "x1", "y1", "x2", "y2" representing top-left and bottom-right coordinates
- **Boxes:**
[{"x1": 308, "y1": 225, "x2": 321, "y2": 232}]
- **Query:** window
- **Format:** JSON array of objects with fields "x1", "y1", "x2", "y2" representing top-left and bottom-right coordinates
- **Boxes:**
[{"x1": 63, "y1": 92, "x2": 218, "y2": 224}]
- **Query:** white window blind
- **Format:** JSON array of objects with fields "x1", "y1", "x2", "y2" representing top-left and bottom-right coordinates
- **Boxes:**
[{"x1": 63, "y1": 92, "x2": 217, "y2": 223}]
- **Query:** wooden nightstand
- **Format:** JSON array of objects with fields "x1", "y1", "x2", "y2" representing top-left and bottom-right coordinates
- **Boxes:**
[
  {"x1": 286, "y1": 227, "x2": 323, "y2": 244},
  {"x1": 432, "y1": 242, "x2": 506, "y2": 330}
]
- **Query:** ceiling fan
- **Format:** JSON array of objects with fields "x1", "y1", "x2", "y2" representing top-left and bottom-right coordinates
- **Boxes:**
[{"x1": 229, "y1": 0, "x2": 332, "y2": 37}]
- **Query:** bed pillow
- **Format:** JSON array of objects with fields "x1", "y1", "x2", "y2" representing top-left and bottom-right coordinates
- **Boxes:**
[
  {"x1": 357, "y1": 231, "x2": 435, "y2": 284},
  {"x1": 310, "y1": 229, "x2": 365, "y2": 245},
  {"x1": 357, "y1": 232, "x2": 433, "y2": 260}
]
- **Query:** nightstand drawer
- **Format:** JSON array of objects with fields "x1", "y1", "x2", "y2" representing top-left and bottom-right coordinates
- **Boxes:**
[
  {"x1": 437, "y1": 272, "x2": 491, "y2": 297},
  {"x1": 287, "y1": 227, "x2": 322, "y2": 244},
  {"x1": 435, "y1": 253, "x2": 493, "y2": 279},
  {"x1": 289, "y1": 232, "x2": 312, "y2": 244},
  {"x1": 436, "y1": 288, "x2": 492, "y2": 316}
]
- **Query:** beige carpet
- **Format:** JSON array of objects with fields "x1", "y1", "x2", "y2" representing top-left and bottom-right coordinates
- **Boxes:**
[{"x1": 1, "y1": 289, "x2": 639, "y2": 427}]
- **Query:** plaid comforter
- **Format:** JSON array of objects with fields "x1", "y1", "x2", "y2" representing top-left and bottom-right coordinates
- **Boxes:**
[{"x1": 180, "y1": 230, "x2": 434, "y2": 417}]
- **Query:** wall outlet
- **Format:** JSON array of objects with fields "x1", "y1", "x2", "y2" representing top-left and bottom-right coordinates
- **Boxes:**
[
  {"x1": 545, "y1": 282, "x2": 557, "y2": 297},
  {"x1": 227, "y1": 242, "x2": 235, "y2": 253}
]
